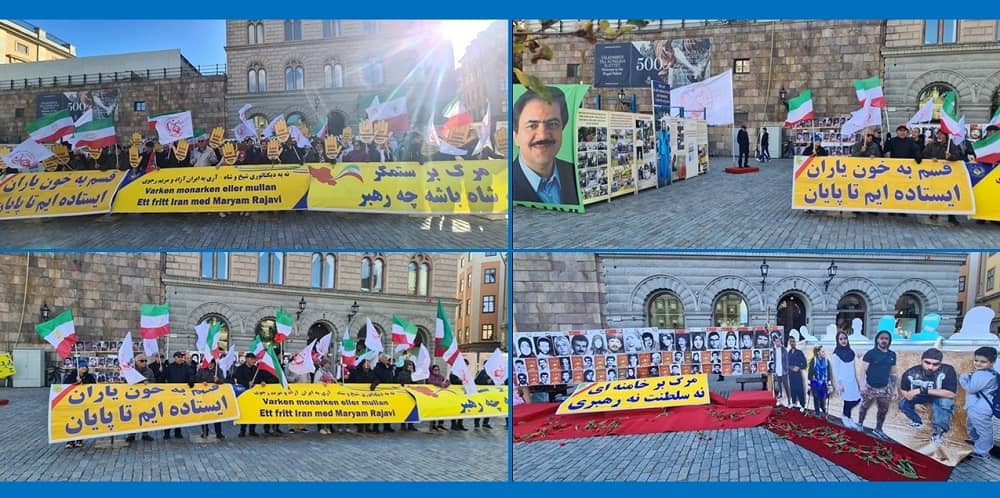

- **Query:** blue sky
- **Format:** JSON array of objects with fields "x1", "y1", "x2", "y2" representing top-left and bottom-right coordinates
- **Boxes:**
[{"x1": 26, "y1": 20, "x2": 497, "y2": 69}]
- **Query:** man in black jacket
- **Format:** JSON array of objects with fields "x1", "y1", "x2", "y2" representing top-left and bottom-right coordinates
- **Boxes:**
[
  {"x1": 234, "y1": 353, "x2": 259, "y2": 437},
  {"x1": 163, "y1": 351, "x2": 194, "y2": 440},
  {"x1": 474, "y1": 361, "x2": 493, "y2": 429},
  {"x1": 736, "y1": 125, "x2": 750, "y2": 167},
  {"x1": 372, "y1": 354, "x2": 397, "y2": 433},
  {"x1": 883, "y1": 125, "x2": 922, "y2": 160}
]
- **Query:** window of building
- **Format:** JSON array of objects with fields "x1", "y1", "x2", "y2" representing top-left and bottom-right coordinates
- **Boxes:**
[
  {"x1": 285, "y1": 64, "x2": 304, "y2": 90},
  {"x1": 311, "y1": 253, "x2": 322, "y2": 287},
  {"x1": 284, "y1": 20, "x2": 302, "y2": 41},
  {"x1": 566, "y1": 64, "x2": 580, "y2": 78},
  {"x1": 647, "y1": 291, "x2": 685, "y2": 329},
  {"x1": 458, "y1": 277, "x2": 464, "y2": 293},
  {"x1": 15, "y1": 108, "x2": 24, "y2": 118},
  {"x1": 323, "y1": 63, "x2": 345, "y2": 89},
  {"x1": 924, "y1": 20, "x2": 958, "y2": 44},
  {"x1": 481, "y1": 324, "x2": 495, "y2": 341},
  {"x1": 15, "y1": 43, "x2": 28, "y2": 54},
  {"x1": 133, "y1": 101, "x2": 146, "y2": 112},
  {"x1": 957, "y1": 301, "x2": 964, "y2": 312},
  {"x1": 836, "y1": 292, "x2": 868, "y2": 336},
  {"x1": 248, "y1": 70, "x2": 258, "y2": 93},
  {"x1": 361, "y1": 258, "x2": 372, "y2": 292},
  {"x1": 465, "y1": 299, "x2": 470, "y2": 316},
  {"x1": 734, "y1": 58, "x2": 750, "y2": 74},
  {"x1": 360, "y1": 255, "x2": 384, "y2": 292},
  {"x1": 484, "y1": 268, "x2": 496, "y2": 284},
  {"x1": 247, "y1": 22, "x2": 264, "y2": 44},
  {"x1": 895, "y1": 293, "x2": 922, "y2": 337},
  {"x1": 958, "y1": 275, "x2": 966, "y2": 293},
  {"x1": 248, "y1": 66, "x2": 267, "y2": 93},
  {"x1": 323, "y1": 254, "x2": 335, "y2": 288},
  {"x1": 407, "y1": 255, "x2": 431, "y2": 296},
  {"x1": 485, "y1": 252, "x2": 497, "y2": 257},
  {"x1": 258, "y1": 252, "x2": 284, "y2": 285},
  {"x1": 363, "y1": 21, "x2": 378, "y2": 34},
  {"x1": 362, "y1": 61, "x2": 384, "y2": 87},
  {"x1": 712, "y1": 292, "x2": 748, "y2": 327},
  {"x1": 200, "y1": 252, "x2": 229, "y2": 280},
  {"x1": 988, "y1": 268, "x2": 995, "y2": 291},
  {"x1": 467, "y1": 273, "x2": 472, "y2": 290},
  {"x1": 483, "y1": 295, "x2": 496, "y2": 313},
  {"x1": 323, "y1": 20, "x2": 342, "y2": 38}
]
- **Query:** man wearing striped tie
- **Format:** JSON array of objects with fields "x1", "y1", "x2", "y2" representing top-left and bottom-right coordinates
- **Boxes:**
[{"x1": 512, "y1": 86, "x2": 579, "y2": 206}]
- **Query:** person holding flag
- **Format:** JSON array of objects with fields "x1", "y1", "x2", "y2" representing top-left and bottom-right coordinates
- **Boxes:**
[
  {"x1": 313, "y1": 357, "x2": 338, "y2": 435},
  {"x1": 62, "y1": 360, "x2": 95, "y2": 449},
  {"x1": 124, "y1": 352, "x2": 157, "y2": 444},
  {"x1": 255, "y1": 342, "x2": 288, "y2": 436},
  {"x1": 234, "y1": 352, "x2": 260, "y2": 438},
  {"x1": 372, "y1": 353, "x2": 397, "y2": 433},
  {"x1": 448, "y1": 358, "x2": 473, "y2": 431},
  {"x1": 195, "y1": 358, "x2": 226, "y2": 440}
]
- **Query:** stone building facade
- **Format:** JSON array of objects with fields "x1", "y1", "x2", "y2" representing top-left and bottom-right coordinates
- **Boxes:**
[
  {"x1": 455, "y1": 252, "x2": 508, "y2": 354},
  {"x1": 515, "y1": 252, "x2": 965, "y2": 340},
  {"x1": 516, "y1": 20, "x2": 884, "y2": 155},
  {"x1": 0, "y1": 253, "x2": 164, "y2": 360},
  {"x1": 456, "y1": 21, "x2": 509, "y2": 124},
  {"x1": 975, "y1": 252, "x2": 1000, "y2": 335},
  {"x1": 224, "y1": 20, "x2": 457, "y2": 136},
  {"x1": 163, "y1": 252, "x2": 461, "y2": 360},
  {"x1": 883, "y1": 20, "x2": 1000, "y2": 127},
  {"x1": 0, "y1": 20, "x2": 75, "y2": 65}
]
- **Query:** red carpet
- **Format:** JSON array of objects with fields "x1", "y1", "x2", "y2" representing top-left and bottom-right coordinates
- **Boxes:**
[
  {"x1": 725, "y1": 166, "x2": 759, "y2": 174},
  {"x1": 765, "y1": 407, "x2": 953, "y2": 481},
  {"x1": 514, "y1": 402, "x2": 773, "y2": 443}
]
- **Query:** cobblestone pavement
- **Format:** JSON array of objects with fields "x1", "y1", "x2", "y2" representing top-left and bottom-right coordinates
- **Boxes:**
[
  {"x1": 0, "y1": 212, "x2": 507, "y2": 250},
  {"x1": 0, "y1": 388, "x2": 507, "y2": 482},
  {"x1": 513, "y1": 378, "x2": 1000, "y2": 482},
  {"x1": 513, "y1": 158, "x2": 1000, "y2": 250}
]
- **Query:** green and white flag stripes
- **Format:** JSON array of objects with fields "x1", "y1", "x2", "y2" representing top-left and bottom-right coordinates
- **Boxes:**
[
  {"x1": 783, "y1": 89, "x2": 815, "y2": 128},
  {"x1": 36, "y1": 309, "x2": 76, "y2": 359},
  {"x1": 139, "y1": 303, "x2": 170, "y2": 339},
  {"x1": 258, "y1": 344, "x2": 288, "y2": 390},
  {"x1": 434, "y1": 300, "x2": 460, "y2": 365},
  {"x1": 69, "y1": 119, "x2": 116, "y2": 151},
  {"x1": 939, "y1": 92, "x2": 966, "y2": 145},
  {"x1": 275, "y1": 307, "x2": 294, "y2": 343},
  {"x1": 391, "y1": 315, "x2": 418, "y2": 352},
  {"x1": 340, "y1": 326, "x2": 357, "y2": 370},
  {"x1": 853, "y1": 76, "x2": 884, "y2": 108},
  {"x1": 250, "y1": 335, "x2": 266, "y2": 359},
  {"x1": 972, "y1": 131, "x2": 1000, "y2": 165},
  {"x1": 27, "y1": 109, "x2": 75, "y2": 143}
]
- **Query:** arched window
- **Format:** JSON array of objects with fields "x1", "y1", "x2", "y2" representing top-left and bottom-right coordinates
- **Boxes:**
[
  {"x1": 284, "y1": 20, "x2": 301, "y2": 41},
  {"x1": 360, "y1": 257, "x2": 372, "y2": 292},
  {"x1": 323, "y1": 20, "x2": 341, "y2": 38},
  {"x1": 248, "y1": 69, "x2": 258, "y2": 93},
  {"x1": 323, "y1": 254, "x2": 336, "y2": 289},
  {"x1": 647, "y1": 291, "x2": 685, "y2": 328},
  {"x1": 307, "y1": 322, "x2": 333, "y2": 345},
  {"x1": 917, "y1": 83, "x2": 958, "y2": 123},
  {"x1": 407, "y1": 262, "x2": 418, "y2": 296},
  {"x1": 373, "y1": 258, "x2": 384, "y2": 292},
  {"x1": 836, "y1": 292, "x2": 868, "y2": 336},
  {"x1": 247, "y1": 23, "x2": 255, "y2": 44},
  {"x1": 199, "y1": 314, "x2": 231, "y2": 351},
  {"x1": 324, "y1": 65, "x2": 333, "y2": 89},
  {"x1": 257, "y1": 69, "x2": 266, "y2": 92},
  {"x1": 333, "y1": 64, "x2": 344, "y2": 88},
  {"x1": 895, "y1": 293, "x2": 922, "y2": 337},
  {"x1": 258, "y1": 252, "x2": 284, "y2": 285},
  {"x1": 418, "y1": 263, "x2": 430, "y2": 296},
  {"x1": 356, "y1": 322, "x2": 386, "y2": 353},
  {"x1": 295, "y1": 66, "x2": 304, "y2": 89},
  {"x1": 712, "y1": 291, "x2": 748, "y2": 327},
  {"x1": 285, "y1": 64, "x2": 304, "y2": 90},
  {"x1": 310, "y1": 253, "x2": 322, "y2": 288},
  {"x1": 408, "y1": 254, "x2": 431, "y2": 297},
  {"x1": 286, "y1": 113, "x2": 304, "y2": 126},
  {"x1": 256, "y1": 23, "x2": 264, "y2": 44}
]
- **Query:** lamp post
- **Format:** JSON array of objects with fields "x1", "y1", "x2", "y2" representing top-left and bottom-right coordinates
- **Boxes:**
[
  {"x1": 40, "y1": 302, "x2": 50, "y2": 321},
  {"x1": 779, "y1": 87, "x2": 788, "y2": 111},
  {"x1": 339, "y1": 301, "x2": 360, "y2": 383},
  {"x1": 759, "y1": 259, "x2": 769, "y2": 293},
  {"x1": 296, "y1": 296, "x2": 307, "y2": 320},
  {"x1": 824, "y1": 260, "x2": 838, "y2": 292}
]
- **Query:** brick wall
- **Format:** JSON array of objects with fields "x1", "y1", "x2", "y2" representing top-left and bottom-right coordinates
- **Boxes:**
[{"x1": 514, "y1": 252, "x2": 604, "y2": 331}]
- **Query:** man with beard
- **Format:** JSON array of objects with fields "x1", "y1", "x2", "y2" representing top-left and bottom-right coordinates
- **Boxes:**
[
  {"x1": 512, "y1": 86, "x2": 579, "y2": 205},
  {"x1": 858, "y1": 331, "x2": 898, "y2": 441},
  {"x1": 898, "y1": 348, "x2": 957, "y2": 445}
]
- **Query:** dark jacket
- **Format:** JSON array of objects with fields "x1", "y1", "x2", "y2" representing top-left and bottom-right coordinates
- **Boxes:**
[
  {"x1": 760, "y1": 131, "x2": 769, "y2": 149},
  {"x1": 233, "y1": 362, "x2": 258, "y2": 387},
  {"x1": 372, "y1": 362, "x2": 395, "y2": 384},
  {"x1": 803, "y1": 143, "x2": 828, "y2": 156},
  {"x1": 195, "y1": 367, "x2": 224, "y2": 384},
  {"x1": 63, "y1": 370, "x2": 96, "y2": 384},
  {"x1": 852, "y1": 139, "x2": 883, "y2": 158},
  {"x1": 149, "y1": 361, "x2": 166, "y2": 382},
  {"x1": 475, "y1": 369, "x2": 492, "y2": 386},
  {"x1": 923, "y1": 140, "x2": 963, "y2": 161},
  {"x1": 737, "y1": 129, "x2": 750, "y2": 152},
  {"x1": 347, "y1": 366, "x2": 373, "y2": 384},
  {"x1": 884, "y1": 136, "x2": 921, "y2": 160},
  {"x1": 395, "y1": 368, "x2": 414, "y2": 385},
  {"x1": 164, "y1": 361, "x2": 194, "y2": 383}
]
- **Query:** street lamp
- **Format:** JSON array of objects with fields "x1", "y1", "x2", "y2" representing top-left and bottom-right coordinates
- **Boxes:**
[
  {"x1": 40, "y1": 302, "x2": 50, "y2": 321},
  {"x1": 824, "y1": 260, "x2": 838, "y2": 292},
  {"x1": 779, "y1": 87, "x2": 788, "y2": 111},
  {"x1": 759, "y1": 259, "x2": 769, "y2": 293},
  {"x1": 296, "y1": 296, "x2": 307, "y2": 320}
]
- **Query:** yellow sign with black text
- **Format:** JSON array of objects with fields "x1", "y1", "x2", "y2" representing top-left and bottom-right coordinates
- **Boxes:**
[
  {"x1": 235, "y1": 384, "x2": 419, "y2": 424},
  {"x1": 556, "y1": 375, "x2": 710, "y2": 415},
  {"x1": 306, "y1": 160, "x2": 507, "y2": 214},
  {"x1": 111, "y1": 165, "x2": 310, "y2": 213},
  {"x1": 48, "y1": 383, "x2": 239, "y2": 443},
  {"x1": 969, "y1": 162, "x2": 1000, "y2": 221},
  {"x1": 0, "y1": 170, "x2": 124, "y2": 219},
  {"x1": 791, "y1": 156, "x2": 974, "y2": 214},
  {"x1": 0, "y1": 352, "x2": 15, "y2": 379},
  {"x1": 407, "y1": 385, "x2": 508, "y2": 421}
]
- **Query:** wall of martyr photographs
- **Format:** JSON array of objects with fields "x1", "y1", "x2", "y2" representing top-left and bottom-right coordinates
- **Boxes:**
[{"x1": 513, "y1": 327, "x2": 782, "y2": 387}]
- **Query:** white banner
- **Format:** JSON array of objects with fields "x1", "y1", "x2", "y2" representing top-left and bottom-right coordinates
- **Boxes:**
[{"x1": 669, "y1": 70, "x2": 734, "y2": 126}]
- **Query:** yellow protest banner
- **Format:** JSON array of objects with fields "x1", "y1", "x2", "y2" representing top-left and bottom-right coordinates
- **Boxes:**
[
  {"x1": 111, "y1": 165, "x2": 310, "y2": 213},
  {"x1": 969, "y1": 162, "x2": 1000, "y2": 221},
  {"x1": 0, "y1": 170, "x2": 125, "y2": 220},
  {"x1": 791, "y1": 155, "x2": 974, "y2": 214},
  {"x1": 0, "y1": 352, "x2": 15, "y2": 379},
  {"x1": 48, "y1": 383, "x2": 239, "y2": 443},
  {"x1": 235, "y1": 383, "x2": 418, "y2": 424},
  {"x1": 306, "y1": 160, "x2": 507, "y2": 214},
  {"x1": 556, "y1": 374, "x2": 710, "y2": 415},
  {"x1": 406, "y1": 385, "x2": 507, "y2": 421}
]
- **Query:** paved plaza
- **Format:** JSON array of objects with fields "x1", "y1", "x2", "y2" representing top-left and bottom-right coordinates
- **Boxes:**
[
  {"x1": 513, "y1": 158, "x2": 1000, "y2": 250},
  {"x1": 0, "y1": 387, "x2": 507, "y2": 482},
  {"x1": 0, "y1": 212, "x2": 506, "y2": 250}
]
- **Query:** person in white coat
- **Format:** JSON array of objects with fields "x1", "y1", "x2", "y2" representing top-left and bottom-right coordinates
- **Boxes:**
[{"x1": 830, "y1": 331, "x2": 862, "y2": 430}]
